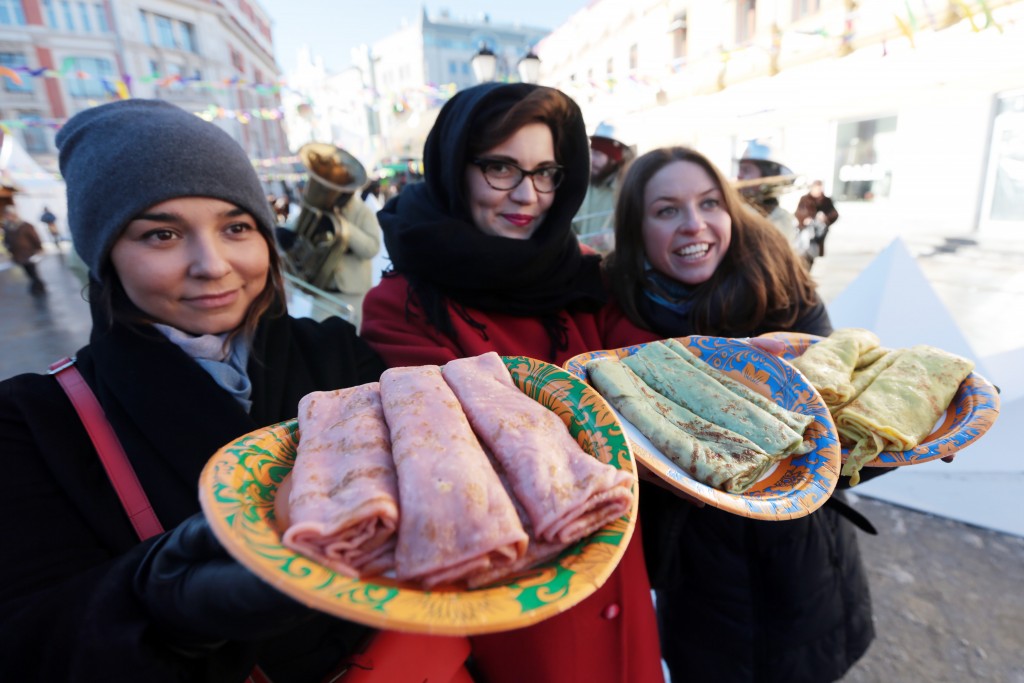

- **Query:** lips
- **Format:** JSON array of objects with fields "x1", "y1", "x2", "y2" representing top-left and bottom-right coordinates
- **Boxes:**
[
  {"x1": 185, "y1": 290, "x2": 239, "y2": 308},
  {"x1": 501, "y1": 214, "x2": 536, "y2": 228}
]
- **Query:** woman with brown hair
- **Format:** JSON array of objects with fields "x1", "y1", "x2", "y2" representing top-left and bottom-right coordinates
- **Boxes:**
[
  {"x1": 361, "y1": 82, "x2": 663, "y2": 682},
  {"x1": 602, "y1": 146, "x2": 875, "y2": 683}
]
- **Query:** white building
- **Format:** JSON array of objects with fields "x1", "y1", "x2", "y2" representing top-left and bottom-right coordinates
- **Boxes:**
[{"x1": 538, "y1": 0, "x2": 1024, "y2": 237}]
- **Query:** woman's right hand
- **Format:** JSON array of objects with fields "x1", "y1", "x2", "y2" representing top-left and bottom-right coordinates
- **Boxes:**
[{"x1": 133, "y1": 513, "x2": 311, "y2": 646}]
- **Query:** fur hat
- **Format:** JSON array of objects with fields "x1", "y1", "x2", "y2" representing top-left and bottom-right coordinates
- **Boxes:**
[{"x1": 56, "y1": 99, "x2": 275, "y2": 280}]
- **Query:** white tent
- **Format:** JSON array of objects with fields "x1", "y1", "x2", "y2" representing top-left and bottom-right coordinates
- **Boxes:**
[
  {"x1": 828, "y1": 238, "x2": 1023, "y2": 536},
  {"x1": 0, "y1": 133, "x2": 66, "y2": 238}
]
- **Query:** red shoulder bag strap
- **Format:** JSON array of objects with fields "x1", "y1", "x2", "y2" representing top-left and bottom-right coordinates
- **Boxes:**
[
  {"x1": 49, "y1": 357, "x2": 273, "y2": 683},
  {"x1": 49, "y1": 357, "x2": 164, "y2": 540}
]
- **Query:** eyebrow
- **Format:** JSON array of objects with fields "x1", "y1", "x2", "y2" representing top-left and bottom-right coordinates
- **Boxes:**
[
  {"x1": 478, "y1": 154, "x2": 559, "y2": 168},
  {"x1": 133, "y1": 206, "x2": 248, "y2": 222}
]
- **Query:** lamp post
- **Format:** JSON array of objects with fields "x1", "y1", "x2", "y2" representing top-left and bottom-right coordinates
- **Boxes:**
[
  {"x1": 471, "y1": 44, "x2": 497, "y2": 84},
  {"x1": 517, "y1": 50, "x2": 541, "y2": 84}
]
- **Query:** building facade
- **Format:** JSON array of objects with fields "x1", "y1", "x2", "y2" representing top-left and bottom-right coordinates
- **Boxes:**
[
  {"x1": 537, "y1": 0, "x2": 1024, "y2": 236},
  {"x1": 0, "y1": 0, "x2": 286, "y2": 175}
]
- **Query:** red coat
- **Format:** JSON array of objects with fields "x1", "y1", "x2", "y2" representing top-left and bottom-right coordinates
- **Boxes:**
[{"x1": 361, "y1": 275, "x2": 664, "y2": 683}]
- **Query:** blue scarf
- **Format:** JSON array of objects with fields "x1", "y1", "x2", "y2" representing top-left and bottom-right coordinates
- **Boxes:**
[
  {"x1": 642, "y1": 265, "x2": 698, "y2": 316},
  {"x1": 154, "y1": 324, "x2": 253, "y2": 412}
]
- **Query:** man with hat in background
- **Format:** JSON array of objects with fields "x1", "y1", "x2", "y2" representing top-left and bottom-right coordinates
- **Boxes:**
[
  {"x1": 736, "y1": 140, "x2": 813, "y2": 263},
  {"x1": 573, "y1": 122, "x2": 634, "y2": 254}
]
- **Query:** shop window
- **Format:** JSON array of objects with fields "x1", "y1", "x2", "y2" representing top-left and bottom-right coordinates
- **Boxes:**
[
  {"x1": 833, "y1": 116, "x2": 898, "y2": 201},
  {"x1": 1, "y1": 52, "x2": 33, "y2": 93}
]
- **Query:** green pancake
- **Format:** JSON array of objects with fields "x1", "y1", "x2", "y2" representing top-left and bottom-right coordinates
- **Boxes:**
[
  {"x1": 790, "y1": 328, "x2": 881, "y2": 408},
  {"x1": 835, "y1": 345, "x2": 974, "y2": 485},
  {"x1": 662, "y1": 337, "x2": 814, "y2": 441},
  {"x1": 587, "y1": 359, "x2": 776, "y2": 494},
  {"x1": 622, "y1": 341, "x2": 806, "y2": 457}
]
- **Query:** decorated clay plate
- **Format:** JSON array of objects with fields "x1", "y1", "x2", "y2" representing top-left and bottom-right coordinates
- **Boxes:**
[
  {"x1": 757, "y1": 331, "x2": 1001, "y2": 467},
  {"x1": 563, "y1": 336, "x2": 840, "y2": 521},
  {"x1": 198, "y1": 356, "x2": 637, "y2": 636}
]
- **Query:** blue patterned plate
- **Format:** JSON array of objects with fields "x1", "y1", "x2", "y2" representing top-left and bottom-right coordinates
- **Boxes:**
[
  {"x1": 757, "y1": 332, "x2": 1001, "y2": 467},
  {"x1": 564, "y1": 336, "x2": 840, "y2": 520}
]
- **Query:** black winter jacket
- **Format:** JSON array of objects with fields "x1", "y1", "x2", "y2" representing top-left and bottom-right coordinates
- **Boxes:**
[
  {"x1": 638, "y1": 300, "x2": 877, "y2": 683},
  {"x1": 0, "y1": 309, "x2": 385, "y2": 682}
]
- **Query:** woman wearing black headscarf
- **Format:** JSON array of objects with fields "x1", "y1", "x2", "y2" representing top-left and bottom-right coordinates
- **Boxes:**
[{"x1": 361, "y1": 83, "x2": 664, "y2": 682}]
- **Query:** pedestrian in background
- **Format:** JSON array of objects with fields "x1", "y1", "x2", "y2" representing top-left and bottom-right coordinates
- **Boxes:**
[
  {"x1": 796, "y1": 179, "x2": 840, "y2": 265},
  {"x1": 362, "y1": 81, "x2": 664, "y2": 683},
  {"x1": 0, "y1": 99, "x2": 386, "y2": 681},
  {"x1": 39, "y1": 206, "x2": 61, "y2": 248},
  {"x1": 602, "y1": 146, "x2": 875, "y2": 683},
  {"x1": 573, "y1": 122, "x2": 634, "y2": 254},
  {"x1": 2, "y1": 205, "x2": 47, "y2": 295}
]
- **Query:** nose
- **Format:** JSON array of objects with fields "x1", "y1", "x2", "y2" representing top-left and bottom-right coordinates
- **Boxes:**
[
  {"x1": 676, "y1": 204, "x2": 703, "y2": 234},
  {"x1": 509, "y1": 176, "x2": 540, "y2": 204},
  {"x1": 188, "y1": 235, "x2": 232, "y2": 279}
]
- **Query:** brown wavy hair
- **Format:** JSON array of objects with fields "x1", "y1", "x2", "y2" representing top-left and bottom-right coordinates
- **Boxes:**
[{"x1": 603, "y1": 146, "x2": 820, "y2": 336}]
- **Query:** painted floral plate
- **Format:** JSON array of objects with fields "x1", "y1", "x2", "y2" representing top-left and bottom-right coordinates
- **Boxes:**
[
  {"x1": 564, "y1": 336, "x2": 840, "y2": 521},
  {"x1": 757, "y1": 331, "x2": 1001, "y2": 467},
  {"x1": 198, "y1": 356, "x2": 637, "y2": 636}
]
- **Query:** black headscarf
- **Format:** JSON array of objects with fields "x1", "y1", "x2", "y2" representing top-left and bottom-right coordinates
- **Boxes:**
[{"x1": 378, "y1": 82, "x2": 606, "y2": 337}]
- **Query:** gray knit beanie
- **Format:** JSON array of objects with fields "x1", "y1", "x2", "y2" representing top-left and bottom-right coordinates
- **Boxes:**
[{"x1": 56, "y1": 99, "x2": 276, "y2": 280}]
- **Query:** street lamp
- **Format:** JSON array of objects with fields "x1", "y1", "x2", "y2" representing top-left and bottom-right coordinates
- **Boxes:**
[
  {"x1": 517, "y1": 50, "x2": 541, "y2": 84},
  {"x1": 471, "y1": 44, "x2": 497, "y2": 84}
]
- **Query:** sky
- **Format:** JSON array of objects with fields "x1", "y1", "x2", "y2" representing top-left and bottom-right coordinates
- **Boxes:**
[{"x1": 257, "y1": 1, "x2": 590, "y2": 75}]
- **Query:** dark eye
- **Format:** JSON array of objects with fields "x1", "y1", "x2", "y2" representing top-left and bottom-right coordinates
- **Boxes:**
[
  {"x1": 656, "y1": 206, "x2": 678, "y2": 218},
  {"x1": 484, "y1": 162, "x2": 516, "y2": 178},
  {"x1": 143, "y1": 229, "x2": 177, "y2": 242},
  {"x1": 226, "y1": 222, "x2": 256, "y2": 235},
  {"x1": 536, "y1": 167, "x2": 559, "y2": 179}
]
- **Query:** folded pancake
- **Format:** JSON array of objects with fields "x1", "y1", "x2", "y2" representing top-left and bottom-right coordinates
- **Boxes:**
[
  {"x1": 835, "y1": 345, "x2": 974, "y2": 485},
  {"x1": 280, "y1": 383, "x2": 399, "y2": 578},
  {"x1": 466, "y1": 448, "x2": 571, "y2": 589},
  {"x1": 622, "y1": 341, "x2": 806, "y2": 457},
  {"x1": 441, "y1": 352, "x2": 633, "y2": 546},
  {"x1": 379, "y1": 364, "x2": 529, "y2": 588},
  {"x1": 789, "y1": 328, "x2": 881, "y2": 407},
  {"x1": 588, "y1": 359, "x2": 778, "y2": 494},
  {"x1": 662, "y1": 338, "x2": 814, "y2": 442},
  {"x1": 844, "y1": 348, "x2": 905, "y2": 408}
]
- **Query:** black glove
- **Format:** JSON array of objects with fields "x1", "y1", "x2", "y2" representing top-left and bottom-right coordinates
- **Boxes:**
[{"x1": 134, "y1": 513, "x2": 311, "y2": 645}]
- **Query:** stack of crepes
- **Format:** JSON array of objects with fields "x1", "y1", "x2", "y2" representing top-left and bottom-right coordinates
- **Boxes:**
[
  {"x1": 276, "y1": 352, "x2": 634, "y2": 589},
  {"x1": 790, "y1": 328, "x2": 975, "y2": 485},
  {"x1": 586, "y1": 339, "x2": 814, "y2": 494}
]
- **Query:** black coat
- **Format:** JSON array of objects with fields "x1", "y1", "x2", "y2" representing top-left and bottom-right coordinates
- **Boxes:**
[
  {"x1": 0, "y1": 310, "x2": 386, "y2": 682},
  {"x1": 638, "y1": 300, "x2": 877, "y2": 683}
]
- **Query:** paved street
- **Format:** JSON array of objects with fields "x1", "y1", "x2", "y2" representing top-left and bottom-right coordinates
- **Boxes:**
[{"x1": 2, "y1": 214, "x2": 1023, "y2": 682}]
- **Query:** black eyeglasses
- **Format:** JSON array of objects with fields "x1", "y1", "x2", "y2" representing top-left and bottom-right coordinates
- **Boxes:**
[{"x1": 470, "y1": 158, "x2": 565, "y2": 193}]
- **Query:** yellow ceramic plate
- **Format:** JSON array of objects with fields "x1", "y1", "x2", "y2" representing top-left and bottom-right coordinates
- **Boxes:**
[
  {"x1": 757, "y1": 331, "x2": 1001, "y2": 467},
  {"x1": 198, "y1": 356, "x2": 637, "y2": 636},
  {"x1": 563, "y1": 336, "x2": 841, "y2": 521}
]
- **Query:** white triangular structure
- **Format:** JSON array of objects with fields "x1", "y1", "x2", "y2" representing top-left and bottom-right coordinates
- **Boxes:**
[{"x1": 827, "y1": 238, "x2": 1022, "y2": 536}]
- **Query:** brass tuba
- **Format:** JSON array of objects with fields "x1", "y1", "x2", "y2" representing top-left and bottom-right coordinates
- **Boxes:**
[{"x1": 283, "y1": 142, "x2": 367, "y2": 285}]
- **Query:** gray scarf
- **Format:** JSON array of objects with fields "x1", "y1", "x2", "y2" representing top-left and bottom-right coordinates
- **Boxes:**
[{"x1": 154, "y1": 324, "x2": 253, "y2": 412}]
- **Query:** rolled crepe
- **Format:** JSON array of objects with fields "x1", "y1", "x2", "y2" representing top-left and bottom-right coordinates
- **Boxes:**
[
  {"x1": 380, "y1": 365, "x2": 528, "y2": 588},
  {"x1": 623, "y1": 341, "x2": 806, "y2": 457},
  {"x1": 588, "y1": 359, "x2": 776, "y2": 493},
  {"x1": 280, "y1": 384, "x2": 399, "y2": 578},
  {"x1": 789, "y1": 328, "x2": 881, "y2": 408},
  {"x1": 663, "y1": 338, "x2": 814, "y2": 441},
  {"x1": 835, "y1": 345, "x2": 974, "y2": 485},
  {"x1": 441, "y1": 352, "x2": 634, "y2": 546}
]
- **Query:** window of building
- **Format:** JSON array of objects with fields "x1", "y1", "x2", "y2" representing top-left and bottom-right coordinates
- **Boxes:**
[
  {"x1": 1, "y1": 52, "x2": 33, "y2": 93},
  {"x1": 94, "y1": 2, "x2": 107, "y2": 32},
  {"x1": 736, "y1": 0, "x2": 756, "y2": 44},
  {"x1": 155, "y1": 15, "x2": 175, "y2": 48},
  {"x1": 179, "y1": 21, "x2": 196, "y2": 53},
  {"x1": 0, "y1": 0, "x2": 26, "y2": 25},
  {"x1": 629, "y1": 43, "x2": 638, "y2": 72},
  {"x1": 65, "y1": 56, "x2": 115, "y2": 98},
  {"x1": 60, "y1": 0, "x2": 74, "y2": 30},
  {"x1": 606, "y1": 57, "x2": 613, "y2": 75},
  {"x1": 19, "y1": 113, "x2": 49, "y2": 152},
  {"x1": 78, "y1": 1, "x2": 91, "y2": 31},
  {"x1": 42, "y1": 0, "x2": 57, "y2": 27},
  {"x1": 670, "y1": 11, "x2": 688, "y2": 60},
  {"x1": 139, "y1": 10, "x2": 151, "y2": 44},
  {"x1": 448, "y1": 60, "x2": 457, "y2": 76},
  {"x1": 792, "y1": 0, "x2": 820, "y2": 20}
]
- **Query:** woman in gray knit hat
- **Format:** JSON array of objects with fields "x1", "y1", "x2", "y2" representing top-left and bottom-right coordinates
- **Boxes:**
[{"x1": 0, "y1": 99, "x2": 386, "y2": 682}]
